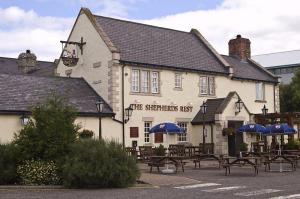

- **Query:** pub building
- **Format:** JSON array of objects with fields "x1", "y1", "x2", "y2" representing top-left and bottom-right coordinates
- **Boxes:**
[{"x1": 55, "y1": 8, "x2": 280, "y2": 155}]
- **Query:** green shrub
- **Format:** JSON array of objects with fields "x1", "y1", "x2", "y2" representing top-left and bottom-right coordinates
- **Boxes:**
[
  {"x1": 239, "y1": 142, "x2": 248, "y2": 151},
  {"x1": 13, "y1": 95, "x2": 79, "y2": 162},
  {"x1": 154, "y1": 144, "x2": 165, "y2": 156},
  {"x1": 62, "y1": 140, "x2": 140, "y2": 188},
  {"x1": 78, "y1": 129, "x2": 94, "y2": 139},
  {"x1": 17, "y1": 160, "x2": 60, "y2": 185},
  {"x1": 286, "y1": 140, "x2": 300, "y2": 150},
  {"x1": 0, "y1": 143, "x2": 20, "y2": 184}
]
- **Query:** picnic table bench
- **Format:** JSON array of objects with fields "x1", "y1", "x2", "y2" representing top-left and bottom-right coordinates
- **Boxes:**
[
  {"x1": 264, "y1": 154, "x2": 297, "y2": 172},
  {"x1": 148, "y1": 156, "x2": 187, "y2": 173},
  {"x1": 222, "y1": 156, "x2": 259, "y2": 176},
  {"x1": 193, "y1": 154, "x2": 224, "y2": 168}
]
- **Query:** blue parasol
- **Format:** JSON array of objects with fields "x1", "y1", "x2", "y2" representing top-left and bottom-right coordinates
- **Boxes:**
[
  {"x1": 238, "y1": 124, "x2": 266, "y2": 133},
  {"x1": 149, "y1": 122, "x2": 186, "y2": 134},
  {"x1": 263, "y1": 123, "x2": 297, "y2": 136}
]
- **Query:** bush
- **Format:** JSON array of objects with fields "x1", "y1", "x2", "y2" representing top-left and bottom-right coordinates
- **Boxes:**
[
  {"x1": 0, "y1": 143, "x2": 20, "y2": 184},
  {"x1": 62, "y1": 140, "x2": 140, "y2": 188},
  {"x1": 17, "y1": 160, "x2": 60, "y2": 185},
  {"x1": 239, "y1": 142, "x2": 248, "y2": 151},
  {"x1": 154, "y1": 144, "x2": 165, "y2": 156},
  {"x1": 286, "y1": 140, "x2": 300, "y2": 150},
  {"x1": 13, "y1": 95, "x2": 79, "y2": 162},
  {"x1": 78, "y1": 129, "x2": 94, "y2": 139}
]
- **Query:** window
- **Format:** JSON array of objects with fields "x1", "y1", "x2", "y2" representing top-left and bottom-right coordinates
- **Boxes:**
[
  {"x1": 151, "y1": 71, "x2": 159, "y2": 94},
  {"x1": 177, "y1": 122, "x2": 187, "y2": 142},
  {"x1": 144, "y1": 122, "x2": 152, "y2": 143},
  {"x1": 130, "y1": 127, "x2": 139, "y2": 138},
  {"x1": 131, "y1": 70, "x2": 139, "y2": 92},
  {"x1": 131, "y1": 69, "x2": 159, "y2": 94},
  {"x1": 155, "y1": 133, "x2": 163, "y2": 143},
  {"x1": 200, "y1": 76, "x2": 215, "y2": 95},
  {"x1": 175, "y1": 73, "x2": 182, "y2": 88},
  {"x1": 256, "y1": 82, "x2": 264, "y2": 101},
  {"x1": 141, "y1": 71, "x2": 150, "y2": 93}
]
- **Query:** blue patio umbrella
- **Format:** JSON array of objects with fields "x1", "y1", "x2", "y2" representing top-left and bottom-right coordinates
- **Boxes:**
[
  {"x1": 238, "y1": 123, "x2": 266, "y2": 140},
  {"x1": 263, "y1": 123, "x2": 297, "y2": 136},
  {"x1": 149, "y1": 122, "x2": 185, "y2": 173},
  {"x1": 149, "y1": 122, "x2": 186, "y2": 134}
]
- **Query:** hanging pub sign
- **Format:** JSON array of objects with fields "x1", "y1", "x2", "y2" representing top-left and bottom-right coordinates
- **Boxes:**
[{"x1": 130, "y1": 104, "x2": 193, "y2": 112}]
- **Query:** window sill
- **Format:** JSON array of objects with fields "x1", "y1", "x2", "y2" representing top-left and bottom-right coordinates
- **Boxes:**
[
  {"x1": 173, "y1": 87, "x2": 183, "y2": 91},
  {"x1": 198, "y1": 94, "x2": 217, "y2": 98},
  {"x1": 130, "y1": 92, "x2": 161, "y2": 97},
  {"x1": 255, "y1": 100, "x2": 267, "y2": 103}
]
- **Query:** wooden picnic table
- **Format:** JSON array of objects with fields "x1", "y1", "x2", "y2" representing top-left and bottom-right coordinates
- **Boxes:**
[
  {"x1": 147, "y1": 155, "x2": 186, "y2": 173},
  {"x1": 193, "y1": 154, "x2": 224, "y2": 168},
  {"x1": 222, "y1": 156, "x2": 259, "y2": 176},
  {"x1": 264, "y1": 154, "x2": 297, "y2": 172}
]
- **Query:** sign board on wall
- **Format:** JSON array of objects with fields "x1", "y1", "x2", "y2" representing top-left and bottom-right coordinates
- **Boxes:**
[{"x1": 130, "y1": 104, "x2": 193, "y2": 112}]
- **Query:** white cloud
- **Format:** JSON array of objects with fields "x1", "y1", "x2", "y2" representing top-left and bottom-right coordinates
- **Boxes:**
[
  {"x1": 0, "y1": 7, "x2": 73, "y2": 61},
  {"x1": 138, "y1": 0, "x2": 300, "y2": 56},
  {"x1": 1, "y1": 0, "x2": 300, "y2": 61}
]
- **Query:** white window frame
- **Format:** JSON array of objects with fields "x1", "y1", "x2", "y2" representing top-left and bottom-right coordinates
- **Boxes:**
[
  {"x1": 144, "y1": 122, "x2": 152, "y2": 143},
  {"x1": 200, "y1": 76, "x2": 215, "y2": 96},
  {"x1": 256, "y1": 82, "x2": 265, "y2": 101},
  {"x1": 177, "y1": 122, "x2": 188, "y2": 142},
  {"x1": 151, "y1": 71, "x2": 159, "y2": 94},
  {"x1": 174, "y1": 73, "x2": 182, "y2": 88},
  {"x1": 141, "y1": 70, "x2": 150, "y2": 93},
  {"x1": 131, "y1": 69, "x2": 140, "y2": 92}
]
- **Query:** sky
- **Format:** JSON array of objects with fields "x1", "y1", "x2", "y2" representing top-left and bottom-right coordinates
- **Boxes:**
[{"x1": 0, "y1": 0, "x2": 300, "y2": 61}]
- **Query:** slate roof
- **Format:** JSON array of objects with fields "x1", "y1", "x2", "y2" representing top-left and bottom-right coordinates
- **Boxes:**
[
  {"x1": 95, "y1": 15, "x2": 228, "y2": 74},
  {"x1": 0, "y1": 57, "x2": 55, "y2": 76},
  {"x1": 222, "y1": 55, "x2": 277, "y2": 83},
  {"x1": 191, "y1": 98, "x2": 225, "y2": 124},
  {"x1": 191, "y1": 92, "x2": 250, "y2": 124},
  {"x1": 0, "y1": 74, "x2": 114, "y2": 116}
]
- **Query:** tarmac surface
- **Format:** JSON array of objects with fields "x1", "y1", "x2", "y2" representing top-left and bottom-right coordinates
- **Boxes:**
[{"x1": 1, "y1": 162, "x2": 300, "y2": 199}]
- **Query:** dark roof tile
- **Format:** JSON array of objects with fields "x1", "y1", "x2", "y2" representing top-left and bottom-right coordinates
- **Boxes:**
[{"x1": 0, "y1": 74, "x2": 113, "y2": 115}]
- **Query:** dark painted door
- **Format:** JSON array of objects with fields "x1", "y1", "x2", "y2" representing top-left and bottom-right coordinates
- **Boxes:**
[{"x1": 227, "y1": 121, "x2": 244, "y2": 156}]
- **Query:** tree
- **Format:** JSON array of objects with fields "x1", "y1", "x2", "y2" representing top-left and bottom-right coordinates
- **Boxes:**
[
  {"x1": 280, "y1": 68, "x2": 300, "y2": 112},
  {"x1": 13, "y1": 94, "x2": 80, "y2": 162}
]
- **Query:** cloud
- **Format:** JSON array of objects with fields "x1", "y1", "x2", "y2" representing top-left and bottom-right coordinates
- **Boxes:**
[
  {"x1": 0, "y1": 7, "x2": 73, "y2": 61},
  {"x1": 1, "y1": 0, "x2": 300, "y2": 61},
  {"x1": 138, "y1": 0, "x2": 300, "y2": 56}
]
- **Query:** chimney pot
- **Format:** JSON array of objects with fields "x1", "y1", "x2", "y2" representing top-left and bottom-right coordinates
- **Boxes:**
[
  {"x1": 228, "y1": 34, "x2": 251, "y2": 60},
  {"x1": 26, "y1": 49, "x2": 31, "y2": 54}
]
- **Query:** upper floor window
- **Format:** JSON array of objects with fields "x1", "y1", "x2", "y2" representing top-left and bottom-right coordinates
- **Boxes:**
[
  {"x1": 200, "y1": 76, "x2": 215, "y2": 95},
  {"x1": 256, "y1": 82, "x2": 265, "y2": 101},
  {"x1": 131, "y1": 69, "x2": 140, "y2": 92},
  {"x1": 174, "y1": 73, "x2": 182, "y2": 88},
  {"x1": 131, "y1": 69, "x2": 159, "y2": 94}
]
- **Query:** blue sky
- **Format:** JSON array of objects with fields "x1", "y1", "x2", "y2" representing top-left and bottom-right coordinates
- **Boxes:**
[
  {"x1": 0, "y1": 0, "x2": 299, "y2": 61},
  {"x1": 0, "y1": 0, "x2": 223, "y2": 19}
]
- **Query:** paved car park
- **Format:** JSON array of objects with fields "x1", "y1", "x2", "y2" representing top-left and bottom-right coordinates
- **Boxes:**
[{"x1": 1, "y1": 163, "x2": 300, "y2": 199}]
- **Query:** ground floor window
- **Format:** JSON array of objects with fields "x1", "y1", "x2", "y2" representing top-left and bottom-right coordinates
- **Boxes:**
[
  {"x1": 155, "y1": 133, "x2": 163, "y2": 143},
  {"x1": 144, "y1": 122, "x2": 151, "y2": 143},
  {"x1": 177, "y1": 122, "x2": 188, "y2": 142}
]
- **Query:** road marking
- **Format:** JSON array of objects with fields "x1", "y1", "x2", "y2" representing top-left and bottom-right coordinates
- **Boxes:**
[
  {"x1": 235, "y1": 189, "x2": 282, "y2": 197},
  {"x1": 174, "y1": 183, "x2": 221, "y2": 189},
  {"x1": 203, "y1": 186, "x2": 246, "y2": 192},
  {"x1": 270, "y1": 194, "x2": 300, "y2": 199}
]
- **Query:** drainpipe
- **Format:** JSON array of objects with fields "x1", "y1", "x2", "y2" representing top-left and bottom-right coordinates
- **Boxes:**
[
  {"x1": 122, "y1": 64, "x2": 125, "y2": 148},
  {"x1": 273, "y1": 84, "x2": 276, "y2": 112}
]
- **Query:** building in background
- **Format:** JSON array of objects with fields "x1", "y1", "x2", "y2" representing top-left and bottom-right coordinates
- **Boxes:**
[{"x1": 252, "y1": 50, "x2": 300, "y2": 84}]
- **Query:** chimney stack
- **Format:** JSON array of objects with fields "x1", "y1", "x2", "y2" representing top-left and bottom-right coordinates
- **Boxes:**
[
  {"x1": 228, "y1": 35, "x2": 251, "y2": 60},
  {"x1": 17, "y1": 50, "x2": 37, "y2": 74}
]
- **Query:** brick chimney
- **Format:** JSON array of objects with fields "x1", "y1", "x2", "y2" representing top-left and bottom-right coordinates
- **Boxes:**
[
  {"x1": 228, "y1": 35, "x2": 251, "y2": 60},
  {"x1": 17, "y1": 50, "x2": 37, "y2": 74}
]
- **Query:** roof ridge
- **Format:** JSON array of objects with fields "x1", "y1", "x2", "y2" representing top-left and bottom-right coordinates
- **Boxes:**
[
  {"x1": 0, "y1": 73, "x2": 83, "y2": 81},
  {"x1": 0, "y1": 56, "x2": 54, "y2": 63},
  {"x1": 94, "y1": 14, "x2": 191, "y2": 35},
  {"x1": 252, "y1": 49, "x2": 300, "y2": 57}
]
